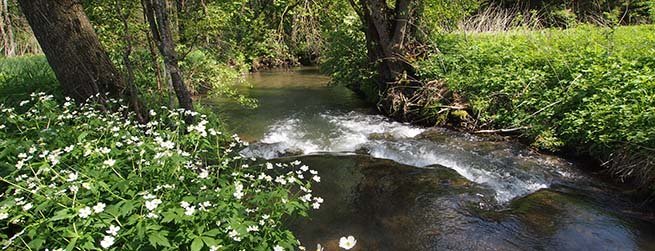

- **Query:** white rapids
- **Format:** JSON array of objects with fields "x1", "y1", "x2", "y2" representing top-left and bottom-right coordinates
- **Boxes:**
[{"x1": 241, "y1": 111, "x2": 573, "y2": 202}]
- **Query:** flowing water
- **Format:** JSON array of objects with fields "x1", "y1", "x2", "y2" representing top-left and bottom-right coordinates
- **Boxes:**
[{"x1": 204, "y1": 68, "x2": 655, "y2": 251}]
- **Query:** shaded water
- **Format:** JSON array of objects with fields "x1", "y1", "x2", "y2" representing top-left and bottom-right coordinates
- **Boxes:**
[{"x1": 205, "y1": 68, "x2": 655, "y2": 251}]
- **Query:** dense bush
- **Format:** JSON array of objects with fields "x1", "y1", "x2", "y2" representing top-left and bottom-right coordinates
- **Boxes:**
[
  {"x1": 418, "y1": 25, "x2": 655, "y2": 188},
  {"x1": 180, "y1": 50, "x2": 257, "y2": 108},
  {"x1": 0, "y1": 93, "x2": 323, "y2": 250}
]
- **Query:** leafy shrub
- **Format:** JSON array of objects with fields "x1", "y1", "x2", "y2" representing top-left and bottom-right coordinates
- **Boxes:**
[
  {"x1": 320, "y1": 14, "x2": 377, "y2": 101},
  {"x1": 0, "y1": 93, "x2": 322, "y2": 250},
  {"x1": 181, "y1": 50, "x2": 258, "y2": 108},
  {"x1": 418, "y1": 24, "x2": 655, "y2": 188}
]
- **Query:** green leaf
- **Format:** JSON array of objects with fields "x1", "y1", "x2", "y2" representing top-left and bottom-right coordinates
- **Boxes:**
[
  {"x1": 77, "y1": 132, "x2": 88, "y2": 143},
  {"x1": 204, "y1": 229, "x2": 221, "y2": 237},
  {"x1": 65, "y1": 237, "x2": 78, "y2": 251},
  {"x1": 28, "y1": 237, "x2": 45, "y2": 249},
  {"x1": 202, "y1": 236, "x2": 220, "y2": 247},
  {"x1": 191, "y1": 237, "x2": 204, "y2": 251},
  {"x1": 161, "y1": 211, "x2": 177, "y2": 224},
  {"x1": 50, "y1": 209, "x2": 74, "y2": 221},
  {"x1": 148, "y1": 231, "x2": 171, "y2": 248}
]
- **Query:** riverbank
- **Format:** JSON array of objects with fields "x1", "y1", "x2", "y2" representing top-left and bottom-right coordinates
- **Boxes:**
[
  {"x1": 401, "y1": 24, "x2": 655, "y2": 197},
  {"x1": 205, "y1": 68, "x2": 655, "y2": 250},
  {"x1": 0, "y1": 57, "x2": 321, "y2": 250}
]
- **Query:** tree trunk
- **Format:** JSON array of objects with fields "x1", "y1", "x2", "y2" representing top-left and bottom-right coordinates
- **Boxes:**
[
  {"x1": 1, "y1": 0, "x2": 15, "y2": 56},
  {"x1": 357, "y1": 0, "x2": 417, "y2": 88},
  {"x1": 143, "y1": 0, "x2": 194, "y2": 123},
  {"x1": 350, "y1": 0, "x2": 420, "y2": 116},
  {"x1": 17, "y1": 0, "x2": 125, "y2": 103},
  {"x1": 115, "y1": 0, "x2": 146, "y2": 123}
]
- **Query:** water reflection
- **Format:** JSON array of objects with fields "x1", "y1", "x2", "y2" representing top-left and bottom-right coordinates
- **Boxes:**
[{"x1": 206, "y1": 68, "x2": 655, "y2": 251}]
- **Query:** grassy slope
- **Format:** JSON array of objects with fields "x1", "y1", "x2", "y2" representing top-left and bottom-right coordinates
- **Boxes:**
[{"x1": 418, "y1": 25, "x2": 655, "y2": 190}]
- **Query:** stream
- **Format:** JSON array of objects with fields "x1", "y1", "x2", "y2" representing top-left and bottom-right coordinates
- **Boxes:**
[{"x1": 204, "y1": 68, "x2": 655, "y2": 251}]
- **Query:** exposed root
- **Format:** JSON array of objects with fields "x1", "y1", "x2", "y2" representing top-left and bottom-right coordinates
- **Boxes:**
[{"x1": 381, "y1": 79, "x2": 473, "y2": 127}]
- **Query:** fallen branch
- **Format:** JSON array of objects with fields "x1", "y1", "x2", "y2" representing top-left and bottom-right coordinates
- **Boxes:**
[{"x1": 473, "y1": 127, "x2": 528, "y2": 134}]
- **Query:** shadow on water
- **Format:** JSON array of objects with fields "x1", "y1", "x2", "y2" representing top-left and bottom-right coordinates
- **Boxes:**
[
  {"x1": 280, "y1": 155, "x2": 655, "y2": 251},
  {"x1": 205, "y1": 68, "x2": 655, "y2": 251}
]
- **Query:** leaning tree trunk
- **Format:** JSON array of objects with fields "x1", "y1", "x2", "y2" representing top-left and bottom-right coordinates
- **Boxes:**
[
  {"x1": 17, "y1": 0, "x2": 124, "y2": 102},
  {"x1": 143, "y1": 0, "x2": 194, "y2": 123}
]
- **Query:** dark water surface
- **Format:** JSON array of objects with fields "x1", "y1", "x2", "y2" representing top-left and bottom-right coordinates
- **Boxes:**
[{"x1": 204, "y1": 68, "x2": 655, "y2": 251}]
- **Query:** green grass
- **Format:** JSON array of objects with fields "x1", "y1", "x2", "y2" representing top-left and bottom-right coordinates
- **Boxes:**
[
  {"x1": 418, "y1": 24, "x2": 655, "y2": 191},
  {"x1": 0, "y1": 55, "x2": 59, "y2": 105}
]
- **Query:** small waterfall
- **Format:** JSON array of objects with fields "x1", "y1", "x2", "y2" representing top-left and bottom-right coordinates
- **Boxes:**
[{"x1": 241, "y1": 111, "x2": 565, "y2": 202}]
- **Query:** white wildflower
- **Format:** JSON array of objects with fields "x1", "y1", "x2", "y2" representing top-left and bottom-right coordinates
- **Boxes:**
[
  {"x1": 103, "y1": 159, "x2": 116, "y2": 167},
  {"x1": 15, "y1": 160, "x2": 25, "y2": 169},
  {"x1": 275, "y1": 176, "x2": 287, "y2": 185},
  {"x1": 338, "y1": 236, "x2": 357, "y2": 250},
  {"x1": 0, "y1": 212, "x2": 8, "y2": 220},
  {"x1": 180, "y1": 201, "x2": 190, "y2": 208},
  {"x1": 22, "y1": 203, "x2": 33, "y2": 211},
  {"x1": 106, "y1": 225, "x2": 120, "y2": 236},
  {"x1": 64, "y1": 145, "x2": 75, "y2": 153},
  {"x1": 97, "y1": 147, "x2": 111, "y2": 154},
  {"x1": 273, "y1": 245, "x2": 284, "y2": 251},
  {"x1": 246, "y1": 225, "x2": 259, "y2": 232},
  {"x1": 184, "y1": 206, "x2": 196, "y2": 216},
  {"x1": 100, "y1": 235, "x2": 115, "y2": 249},
  {"x1": 228, "y1": 229, "x2": 240, "y2": 241},
  {"x1": 145, "y1": 199, "x2": 162, "y2": 211},
  {"x1": 198, "y1": 170, "x2": 209, "y2": 179},
  {"x1": 233, "y1": 190, "x2": 244, "y2": 200},
  {"x1": 93, "y1": 202, "x2": 106, "y2": 213},
  {"x1": 78, "y1": 207, "x2": 92, "y2": 218},
  {"x1": 67, "y1": 172, "x2": 78, "y2": 182}
]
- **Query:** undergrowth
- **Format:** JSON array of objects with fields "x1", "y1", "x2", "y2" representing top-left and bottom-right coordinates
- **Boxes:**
[{"x1": 418, "y1": 24, "x2": 655, "y2": 192}]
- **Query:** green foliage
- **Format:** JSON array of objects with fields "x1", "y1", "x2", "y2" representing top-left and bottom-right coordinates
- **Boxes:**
[
  {"x1": 483, "y1": 0, "x2": 654, "y2": 27},
  {"x1": 181, "y1": 50, "x2": 258, "y2": 108},
  {"x1": 320, "y1": 9, "x2": 377, "y2": 101},
  {"x1": 0, "y1": 56, "x2": 58, "y2": 105},
  {"x1": 421, "y1": 0, "x2": 484, "y2": 32},
  {"x1": 418, "y1": 24, "x2": 655, "y2": 182},
  {"x1": 0, "y1": 93, "x2": 322, "y2": 250}
]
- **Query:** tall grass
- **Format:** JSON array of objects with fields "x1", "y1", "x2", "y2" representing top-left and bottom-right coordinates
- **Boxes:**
[
  {"x1": 0, "y1": 55, "x2": 58, "y2": 104},
  {"x1": 456, "y1": 5, "x2": 542, "y2": 33}
]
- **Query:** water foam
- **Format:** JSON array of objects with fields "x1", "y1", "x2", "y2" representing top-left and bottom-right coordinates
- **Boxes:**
[{"x1": 241, "y1": 111, "x2": 554, "y2": 202}]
